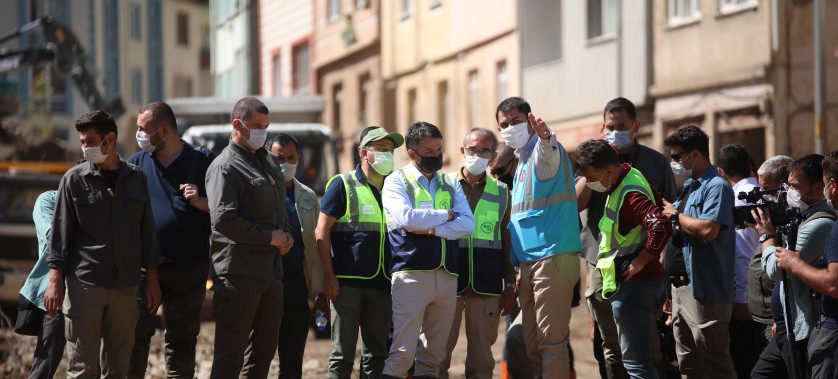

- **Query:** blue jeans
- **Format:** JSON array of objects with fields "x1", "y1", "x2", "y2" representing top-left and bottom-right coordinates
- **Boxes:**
[{"x1": 610, "y1": 278, "x2": 665, "y2": 379}]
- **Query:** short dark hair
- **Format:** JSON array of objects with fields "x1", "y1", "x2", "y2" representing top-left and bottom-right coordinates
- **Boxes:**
[
  {"x1": 603, "y1": 97, "x2": 636, "y2": 121},
  {"x1": 463, "y1": 127, "x2": 499, "y2": 150},
  {"x1": 576, "y1": 139, "x2": 620, "y2": 170},
  {"x1": 360, "y1": 126, "x2": 381, "y2": 146},
  {"x1": 717, "y1": 144, "x2": 753, "y2": 179},
  {"x1": 664, "y1": 124, "x2": 710, "y2": 158},
  {"x1": 495, "y1": 97, "x2": 532, "y2": 122},
  {"x1": 75, "y1": 110, "x2": 117, "y2": 139},
  {"x1": 267, "y1": 133, "x2": 299, "y2": 151},
  {"x1": 139, "y1": 102, "x2": 177, "y2": 131},
  {"x1": 788, "y1": 154, "x2": 824, "y2": 185},
  {"x1": 823, "y1": 150, "x2": 838, "y2": 182},
  {"x1": 232, "y1": 96, "x2": 269, "y2": 121},
  {"x1": 405, "y1": 121, "x2": 443, "y2": 151}
]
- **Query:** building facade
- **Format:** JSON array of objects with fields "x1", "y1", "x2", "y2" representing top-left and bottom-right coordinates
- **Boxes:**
[
  {"x1": 381, "y1": 0, "x2": 520, "y2": 171},
  {"x1": 259, "y1": 0, "x2": 313, "y2": 98},
  {"x1": 314, "y1": 0, "x2": 387, "y2": 172},
  {"x1": 519, "y1": 0, "x2": 653, "y2": 151},
  {"x1": 210, "y1": 0, "x2": 258, "y2": 98}
]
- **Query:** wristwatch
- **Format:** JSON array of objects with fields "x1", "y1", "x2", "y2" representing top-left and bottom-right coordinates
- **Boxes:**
[
  {"x1": 759, "y1": 233, "x2": 775, "y2": 243},
  {"x1": 671, "y1": 210, "x2": 681, "y2": 227}
]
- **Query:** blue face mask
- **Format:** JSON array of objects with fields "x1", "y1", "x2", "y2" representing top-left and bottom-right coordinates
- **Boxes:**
[{"x1": 605, "y1": 130, "x2": 632, "y2": 150}]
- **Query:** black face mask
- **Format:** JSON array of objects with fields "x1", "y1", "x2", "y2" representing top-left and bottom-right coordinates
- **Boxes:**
[{"x1": 415, "y1": 152, "x2": 443, "y2": 172}]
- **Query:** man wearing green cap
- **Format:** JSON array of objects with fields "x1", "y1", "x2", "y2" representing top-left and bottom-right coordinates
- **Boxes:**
[{"x1": 315, "y1": 126, "x2": 403, "y2": 378}]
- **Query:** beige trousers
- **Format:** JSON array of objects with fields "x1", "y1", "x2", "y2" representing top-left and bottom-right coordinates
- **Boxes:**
[
  {"x1": 519, "y1": 253, "x2": 580, "y2": 379},
  {"x1": 439, "y1": 292, "x2": 501, "y2": 378},
  {"x1": 672, "y1": 284, "x2": 736, "y2": 379},
  {"x1": 64, "y1": 276, "x2": 139, "y2": 379},
  {"x1": 383, "y1": 269, "x2": 458, "y2": 378}
]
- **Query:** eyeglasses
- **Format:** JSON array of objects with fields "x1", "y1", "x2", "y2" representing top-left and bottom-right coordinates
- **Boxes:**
[
  {"x1": 670, "y1": 149, "x2": 694, "y2": 162},
  {"x1": 465, "y1": 147, "x2": 494, "y2": 158}
]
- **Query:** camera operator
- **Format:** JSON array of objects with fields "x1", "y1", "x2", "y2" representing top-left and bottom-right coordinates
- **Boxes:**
[
  {"x1": 749, "y1": 154, "x2": 836, "y2": 379},
  {"x1": 749, "y1": 156, "x2": 792, "y2": 330},
  {"x1": 717, "y1": 144, "x2": 764, "y2": 378},
  {"x1": 772, "y1": 150, "x2": 838, "y2": 378}
]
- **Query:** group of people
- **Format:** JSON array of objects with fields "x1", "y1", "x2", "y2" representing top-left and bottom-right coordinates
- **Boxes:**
[{"x1": 15, "y1": 93, "x2": 838, "y2": 379}]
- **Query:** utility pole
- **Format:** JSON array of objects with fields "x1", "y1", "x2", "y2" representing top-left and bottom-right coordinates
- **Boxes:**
[{"x1": 814, "y1": 0, "x2": 825, "y2": 154}]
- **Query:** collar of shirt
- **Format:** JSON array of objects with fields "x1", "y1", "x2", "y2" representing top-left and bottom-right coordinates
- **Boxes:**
[
  {"x1": 354, "y1": 164, "x2": 370, "y2": 184},
  {"x1": 454, "y1": 166, "x2": 486, "y2": 188},
  {"x1": 804, "y1": 199, "x2": 837, "y2": 218},
  {"x1": 80, "y1": 159, "x2": 128, "y2": 178},
  {"x1": 405, "y1": 162, "x2": 441, "y2": 191},
  {"x1": 604, "y1": 163, "x2": 632, "y2": 195}
]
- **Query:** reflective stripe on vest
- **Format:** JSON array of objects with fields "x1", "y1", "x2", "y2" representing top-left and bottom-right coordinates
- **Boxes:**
[
  {"x1": 449, "y1": 172, "x2": 508, "y2": 295},
  {"x1": 386, "y1": 168, "x2": 456, "y2": 274},
  {"x1": 595, "y1": 167, "x2": 655, "y2": 298},
  {"x1": 330, "y1": 172, "x2": 389, "y2": 280}
]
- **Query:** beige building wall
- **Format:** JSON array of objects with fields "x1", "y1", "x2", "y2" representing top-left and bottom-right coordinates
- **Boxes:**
[
  {"x1": 381, "y1": 0, "x2": 519, "y2": 171},
  {"x1": 651, "y1": 0, "x2": 774, "y2": 163},
  {"x1": 164, "y1": 0, "x2": 211, "y2": 99},
  {"x1": 259, "y1": 0, "x2": 312, "y2": 97},
  {"x1": 314, "y1": 0, "x2": 385, "y2": 172}
]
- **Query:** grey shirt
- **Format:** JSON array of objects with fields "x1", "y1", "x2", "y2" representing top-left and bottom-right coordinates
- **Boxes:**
[
  {"x1": 47, "y1": 160, "x2": 160, "y2": 288},
  {"x1": 206, "y1": 140, "x2": 289, "y2": 281},
  {"x1": 582, "y1": 142, "x2": 677, "y2": 263}
]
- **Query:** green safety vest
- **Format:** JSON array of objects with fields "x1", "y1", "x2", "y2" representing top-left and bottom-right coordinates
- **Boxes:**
[
  {"x1": 595, "y1": 167, "x2": 656, "y2": 298},
  {"x1": 329, "y1": 171, "x2": 389, "y2": 280},
  {"x1": 386, "y1": 167, "x2": 458, "y2": 275},
  {"x1": 447, "y1": 172, "x2": 508, "y2": 295}
]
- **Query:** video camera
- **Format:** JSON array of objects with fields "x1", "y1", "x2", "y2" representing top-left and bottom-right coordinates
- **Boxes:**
[{"x1": 733, "y1": 187, "x2": 803, "y2": 229}]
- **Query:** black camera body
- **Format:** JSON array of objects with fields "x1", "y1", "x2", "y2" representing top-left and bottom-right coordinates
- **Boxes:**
[{"x1": 733, "y1": 187, "x2": 802, "y2": 229}]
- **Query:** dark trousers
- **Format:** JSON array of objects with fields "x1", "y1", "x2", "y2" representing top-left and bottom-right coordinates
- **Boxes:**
[
  {"x1": 29, "y1": 310, "x2": 65, "y2": 379},
  {"x1": 750, "y1": 326, "x2": 807, "y2": 379},
  {"x1": 128, "y1": 262, "x2": 207, "y2": 379},
  {"x1": 277, "y1": 282, "x2": 310, "y2": 379},
  {"x1": 729, "y1": 317, "x2": 767, "y2": 379},
  {"x1": 211, "y1": 275, "x2": 284, "y2": 379},
  {"x1": 807, "y1": 325, "x2": 838, "y2": 379}
]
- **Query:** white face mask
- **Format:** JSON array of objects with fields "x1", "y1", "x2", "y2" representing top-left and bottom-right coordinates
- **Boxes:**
[
  {"x1": 280, "y1": 163, "x2": 297, "y2": 182},
  {"x1": 586, "y1": 171, "x2": 611, "y2": 193},
  {"x1": 670, "y1": 161, "x2": 692, "y2": 178},
  {"x1": 369, "y1": 151, "x2": 394, "y2": 176},
  {"x1": 464, "y1": 154, "x2": 490, "y2": 176},
  {"x1": 501, "y1": 121, "x2": 531, "y2": 150},
  {"x1": 135, "y1": 128, "x2": 162, "y2": 153},
  {"x1": 786, "y1": 188, "x2": 810, "y2": 212},
  {"x1": 82, "y1": 137, "x2": 109, "y2": 164},
  {"x1": 240, "y1": 120, "x2": 267, "y2": 150}
]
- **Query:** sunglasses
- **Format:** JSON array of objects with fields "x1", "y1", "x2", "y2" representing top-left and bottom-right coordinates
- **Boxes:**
[{"x1": 670, "y1": 149, "x2": 694, "y2": 162}]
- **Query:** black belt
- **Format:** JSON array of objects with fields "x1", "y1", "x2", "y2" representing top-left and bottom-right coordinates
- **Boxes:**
[{"x1": 669, "y1": 275, "x2": 690, "y2": 288}]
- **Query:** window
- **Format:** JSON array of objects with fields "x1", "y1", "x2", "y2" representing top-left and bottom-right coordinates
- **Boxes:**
[
  {"x1": 437, "y1": 81, "x2": 448, "y2": 133},
  {"x1": 177, "y1": 12, "x2": 189, "y2": 46},
  {"x1": 293, "y1": 43, "x2": 310, "y2": 94},
  {"x1": 496, "y1": 61, "x2": 508, "y2": 104},
  {"x1": 429, "y1": 0, "x2": 442, "y2": 9},
  {"x1": 272, "y1": 54, "x2": 281, "y2": 96},
  {"x1": 328, "y1": 0, "x2": 340, "y2": 22},
  {"x1": 587, "y1": 0, "x2": 616, "y2": 40},
  {"x1": 174, "y1": 76, "x2": 193, "y2": 97},
  {"x1": 467, "y1": 70, "x2": 479, "y2": 128},
  {"x1": 130, "y1": 3, "x2": 142, "y2": 41},
  {"x1": 401, "y1": 0, "x2": 413, "y2": 20},
  {"x1": 359, "y1": 73, "x2": 371, "y2": 126},
  {"x1": 407, "y1": 88, "x2": 417, "y2": 124},
  {"x1": 668, "y1": 0, "x2": 701, "y2": 25},
  {"x1": 719, "y1": 0, "x2": 758, "y2": 14},
  {"x1": 131, "y1": 69, "x2": 143, "y2": 104},
  {"x1": 332, "y1": 83, "x2": 343, "y2": 131}
]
